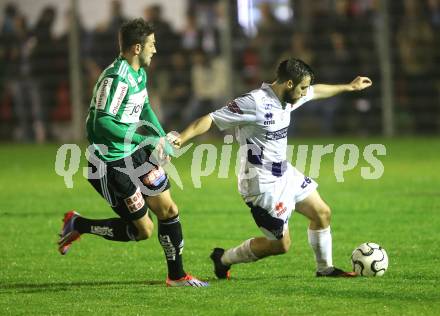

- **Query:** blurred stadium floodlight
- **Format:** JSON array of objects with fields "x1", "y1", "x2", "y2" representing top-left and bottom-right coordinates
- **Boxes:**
[
  {"x1": 237, "y1": 0, "x2": 256, "y2": 36},
  {"x1": 237, "y1": 0, "x2": 293, "y2": 37},
  {"x1": 377, "y1": 0, "x2": 395, "y2": 137},
  {"x1": 69, "y1": 0, "x2": 83, "y2": 141}
]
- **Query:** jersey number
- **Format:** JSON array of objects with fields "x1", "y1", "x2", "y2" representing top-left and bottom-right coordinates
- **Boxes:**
[{"x1": 300, "y1": 177, "x2": 312, "y2": 189}]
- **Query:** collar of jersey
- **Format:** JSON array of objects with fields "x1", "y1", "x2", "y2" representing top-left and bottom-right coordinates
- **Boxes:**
[
  {"x1": 117, "y1": 56, "x2": 143, "y2": 78},
  {"x1": 260, "y1": 82, "x2": 289, "y2": 110}
]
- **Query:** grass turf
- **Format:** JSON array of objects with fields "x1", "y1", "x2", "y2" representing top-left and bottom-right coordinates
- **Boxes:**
[{"x1": 0, "y1": 137, "x2": 439, "y2": 315}]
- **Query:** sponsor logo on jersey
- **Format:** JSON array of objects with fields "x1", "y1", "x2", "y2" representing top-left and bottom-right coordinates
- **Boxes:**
[
  {"x1": 227, "y1": 100, "x2": 243, "y2": 114},
  {"x1": 120, "y1": 89, "x2": 147, "y2": 123},
  {"x1": 275, "y1": 201, "x2": 287, "y2": 217},
  {"x1": 109, "y1": 81, "x2": 128, "y2": 115},
  {"x1": 264, "y1": 112, "x2": 275, "y2": 125},
  {"x1": 96, "y1": 78, "x2": 113, "y2": 109},
  {"x1": 265, "y1": 127, "x2": 288, "y2": 140}
]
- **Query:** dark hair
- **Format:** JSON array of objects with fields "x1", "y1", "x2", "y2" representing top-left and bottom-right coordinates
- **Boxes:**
[
  {"x1": 276, "y1": 58, "x2": 315, "y2": 85},
  {"x1": 119, "y1": 18, "x2": 154, "y2": 52}
]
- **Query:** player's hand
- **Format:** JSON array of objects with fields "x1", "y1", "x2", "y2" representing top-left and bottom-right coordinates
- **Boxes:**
[
  {"x1": 349, "y1": 76, "x2": 372, "y2": 91},
  {"x1": 166, "y1": 131, "x2": 182, "y2": 149},
  {"x1": 156, "y1": 137, "x2": 171, "y2": 164}
]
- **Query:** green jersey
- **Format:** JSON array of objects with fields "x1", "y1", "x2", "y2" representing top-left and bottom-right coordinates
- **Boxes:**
[{"x1": 86, "y1": 56, "x2": 168, "y2": 161}]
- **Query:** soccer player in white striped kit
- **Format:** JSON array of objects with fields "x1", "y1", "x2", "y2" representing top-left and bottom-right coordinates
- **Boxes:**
[{"x1": 173, "y1": 58, "x2": 372, "y2": 278}]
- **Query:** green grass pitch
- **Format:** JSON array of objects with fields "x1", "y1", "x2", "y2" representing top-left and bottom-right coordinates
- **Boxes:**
[{"x1": 0, "y1": 138, "x2": 439, "y2": 315}]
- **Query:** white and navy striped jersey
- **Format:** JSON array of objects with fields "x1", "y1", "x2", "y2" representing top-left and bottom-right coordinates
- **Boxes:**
[{"x1": 210, "y1": 83, "x2": 314, "y2": 196}]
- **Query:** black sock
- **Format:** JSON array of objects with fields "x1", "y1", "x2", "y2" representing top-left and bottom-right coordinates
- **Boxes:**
[
  {"x1": 74, "y1": 217, "x2": 138, "y2": 242},
  {"x1": 158, "y1": 215, "x2": 185, "y2": 280}
]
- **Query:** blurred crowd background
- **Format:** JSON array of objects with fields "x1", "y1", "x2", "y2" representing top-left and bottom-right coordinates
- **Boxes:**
[{"x1": 0, "y1": 0, "x2": 439, "y2": 143}]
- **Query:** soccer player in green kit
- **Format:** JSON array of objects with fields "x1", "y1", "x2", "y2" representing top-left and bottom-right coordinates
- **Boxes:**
[{"x1": 57, "y1": 19, "x2": 208, "y2": 287}]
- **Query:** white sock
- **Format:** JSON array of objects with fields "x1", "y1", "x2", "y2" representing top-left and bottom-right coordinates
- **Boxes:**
[
  {"x1": 221, "y1": 238, "x2": 258, "y2": 265},
  {"x1": 308, "y1": 227, "x2": 333, "y2": 272}
]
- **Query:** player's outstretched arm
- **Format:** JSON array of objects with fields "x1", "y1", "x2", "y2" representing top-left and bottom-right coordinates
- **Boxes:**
[
  {"x1": 178, "y1": 114, "x2": 213, "y2": 146},
  {"x1": 312, "y1": 76, "x2": 372, "y2": 100}
]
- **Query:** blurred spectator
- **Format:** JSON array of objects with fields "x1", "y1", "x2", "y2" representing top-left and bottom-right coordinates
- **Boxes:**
[
  {"x1": 143, "y1": 4, "x2": 180, "y2": 120},
  {"x1": 311, "y1": 31, "x2": 355, "y2": 135},
  {"x1": 1, "y1": 3, "x2": 17, "y2": 34},
  {"x1": 184, "y1": 49, "x2": 227, "y2": 124},
  {"x1": 347, "y1": 1, "x2": 381, "y2": 134},
  {"x1": 30, "y1": 7, "x2": 57, "y2": 83},
  {"x1": 1, "y1": 0, "x2": 438, "y2": 140},
  {"x1": 427, "y1": 0, "x2": 440, "y2": 129},
  {"x1": 309, "y1": 0, "x2": 332, "y2": 54},
  {"x1": 1, "y1": 4, "x2": 45, "y2": 142},
  {"x1": 51, "y1": 9, "x2": 88, "y2": 126},
  {"x1": 396, "y1": 0, "x2": 438, "y2": 133},
  {"x1": 240, "y1": 40, "x2": 262, "y2": 91},
  {"x1": 28, "y1": 6, "x2": 58, "y2": 141},
  {"x1": 332, "y1": 0, "x2": 352, "y2": 32},
  {"x1": 279, "y1": 32, "x2": 315, "y2": 67},
  {"x1": 427, "y1": 0, "x2": 440, "y2": 28},
  {"x1": 197, "y1": 3, "x2": 221, "y2": 56},
  {"x1": 144, "y1": 4, "x2": 179, "y2": 70},
  {"x1": 181, "y1": 6, "x2": 221, "y2": 56},
  {"x1": 108, "y1": 0, "x2": 127, "y2": 32},
  {"x1": 255, "y1": 2, "x2": 289, "y2": 82},
  {"x1": 88, "y1": 0, "x2": 127, "y2": 71},
  {"x1": 0, "y1": 3, "x2": 18, "y2": 127},
  {"x1": 181, "y1": 13, "x2": 201, "y2": 52},
  {"x1": 156, "y1": 51, "x2": 192, "y2": 130}
]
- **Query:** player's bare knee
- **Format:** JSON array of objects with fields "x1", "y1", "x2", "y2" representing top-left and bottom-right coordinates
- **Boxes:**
[
  {"x1": 318, "y1": 204, "x2": 331, "y2": 225},
  {"x1": 158, "y1": 202, "x2": 179, "y2": 219},
  {"x1": 312, "y1": 204, "x2": 331, "y2": 227},
  {"x1": 167, "y1": 202, "x2": 179, "y2": 218}
]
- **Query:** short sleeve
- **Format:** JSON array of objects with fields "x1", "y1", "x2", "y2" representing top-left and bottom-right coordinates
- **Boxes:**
[
  {"x1": 289, "y1": 86, "x2": 314, "y2": 112},
  {"x1": 210, "y1": 94, "x2": 256, "y2": 131}
]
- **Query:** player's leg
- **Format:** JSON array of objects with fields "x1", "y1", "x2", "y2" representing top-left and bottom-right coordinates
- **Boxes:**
[
  {"x1": 295, "y1": 190, "x2": 355, "y2": 277},
  {"x1": 58, "y1": 160, "x2": 153, "y2": 254},
  {"x1": 58, "y1": 188, "x2": 152, "y2": 255},
  {"x1": 295, "y1": 190, "x2": 332, "y2": 271},
  {"x1": 210, "y1": 234, "x2": 291, "y2": 280},
  {"x1": 131, "y1": 212, "x2": 154, "y2": 240},
  {"x1": 249, "y1": 230, "x2": 291, "y2": 257},
  {"x1": 74, "y1": 167, "x2": 155, "y2": 241},
  {"x1": 145, "y1": 189, "x2": 183, "y2": 279},
  {"x1": 145, "y1": 189, "x2": 208, "y2": 286},
  {"x1": 211, "y1": 201, "x2": 292, "y2": 279},
  {"x1": 219, "y1": 230, "x2": 291, "y2": 262}
]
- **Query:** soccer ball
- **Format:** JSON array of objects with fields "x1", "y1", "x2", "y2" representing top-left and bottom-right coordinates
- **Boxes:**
[{"x1": 351, "y1": 242, "x2": 388, "y2": 276}]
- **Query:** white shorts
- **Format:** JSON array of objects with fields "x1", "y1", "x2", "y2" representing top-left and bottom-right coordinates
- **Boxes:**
[{"x1": 244, "y1": 163, "x2": 318, "y2": 240}]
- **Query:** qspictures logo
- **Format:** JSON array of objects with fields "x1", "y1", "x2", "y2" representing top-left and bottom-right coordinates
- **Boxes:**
[{"x1": 54, "y1": 127, "x2": 386, "y2": 192}]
